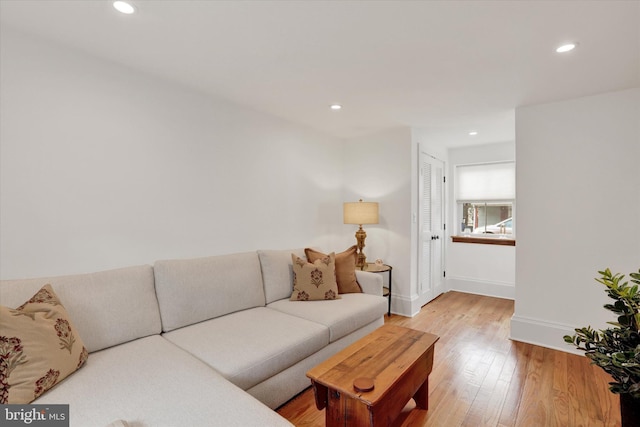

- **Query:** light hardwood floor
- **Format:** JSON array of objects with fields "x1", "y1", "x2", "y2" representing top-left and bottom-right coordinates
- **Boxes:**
[{"x1": 276, "y1": 291, "x2": 620, "y2": 427}]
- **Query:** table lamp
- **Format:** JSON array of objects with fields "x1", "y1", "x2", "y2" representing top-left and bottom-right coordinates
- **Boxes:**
[{"x1": 343, "y1": 199, "x2": 379, "y2": 270}]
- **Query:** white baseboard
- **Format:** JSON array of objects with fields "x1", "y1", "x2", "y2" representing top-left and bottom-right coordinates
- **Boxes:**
[
  {"x1": 390, "y1": 293, "x2": 421, "y2": 317},
  {"x1": 510, "y1": 314, "x2": 583, "y2": 355},
  {"x1": 447, "y1": 276, "x2": 515, "y2": 300}
]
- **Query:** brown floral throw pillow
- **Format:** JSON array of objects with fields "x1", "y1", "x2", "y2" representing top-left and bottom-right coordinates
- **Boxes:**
[
  {"x1": 0, "y1": 284, "x2": 88, "y2": 404},
  {"x1": 290, "y1": 253, "x2": 340, "y2": 301},
  {"x1": 305, "y1": 246, "x2": 362, "y2": 294}
]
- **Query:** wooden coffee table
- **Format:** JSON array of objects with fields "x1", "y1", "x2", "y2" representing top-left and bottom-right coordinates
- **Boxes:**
[{"x1": 306, "y1": 324, "x2": 439, "y2": 426}]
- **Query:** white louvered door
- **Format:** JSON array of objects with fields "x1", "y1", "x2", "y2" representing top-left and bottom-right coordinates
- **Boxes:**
[{"x1": 418, "y1": 150, "x2": 445, "y2": 307}]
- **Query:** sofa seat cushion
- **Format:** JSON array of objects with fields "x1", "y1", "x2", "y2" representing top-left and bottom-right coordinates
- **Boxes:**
[
  {"x1": 162, "y1": 307, "x2": 329, "y2": 390},
  {"x1": 267, "y1": 293, "x2": 387, "y2": 342},
  {"x1": 34, "y1": 335, "x2": 292, "y2": 427}
]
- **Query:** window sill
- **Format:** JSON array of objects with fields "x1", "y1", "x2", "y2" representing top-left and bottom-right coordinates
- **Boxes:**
[{"x1": 451, "y1": 235, "x2": 516, "y2": 246}]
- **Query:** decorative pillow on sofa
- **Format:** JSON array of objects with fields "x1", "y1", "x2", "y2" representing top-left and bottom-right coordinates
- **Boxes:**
[
  {"x1": 0, "y1": 284, "x2": 88, "y2": 404},
  {"x1": 290, "y1": 253, "x2": 339, "y2": 301},
  {"x1": 305, "y1": 246, "x2": 362, "y2": 294}
]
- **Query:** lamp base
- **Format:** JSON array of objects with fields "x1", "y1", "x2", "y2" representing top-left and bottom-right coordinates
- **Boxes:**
[
  {"x1": 356, "y1": 253, "x2": 367, "y2": 270},
  {"x1": 355, "y1": 226, "x2": 368, "y2": 270}
]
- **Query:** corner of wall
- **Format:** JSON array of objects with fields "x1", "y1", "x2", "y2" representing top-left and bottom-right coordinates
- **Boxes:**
[{"x1": 510, "y1": 314, "x2": 582, "y2": 356}]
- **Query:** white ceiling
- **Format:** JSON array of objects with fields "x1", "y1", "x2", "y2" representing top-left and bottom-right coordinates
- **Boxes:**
[{"x1": 1, "y1": 1, "x2": 639, "y2": 146}]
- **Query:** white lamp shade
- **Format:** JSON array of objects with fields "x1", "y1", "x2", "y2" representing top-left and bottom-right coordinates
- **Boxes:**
[{"x1": 343, "y1": 201, "x2": 379, "y2": 225}]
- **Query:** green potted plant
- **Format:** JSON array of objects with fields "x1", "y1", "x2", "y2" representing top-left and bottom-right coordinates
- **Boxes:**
[{"x1": 564, "y1": 268, "x2": 640, "y2": 426}]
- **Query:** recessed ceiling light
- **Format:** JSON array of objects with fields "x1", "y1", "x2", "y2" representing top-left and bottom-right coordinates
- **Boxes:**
[
  {"x1": 556, "y1": 43, "x2": 577, "y2": 53},
  {"x1": 113, "y1": 1, "x2": 136, "y2": 14},
  {"x1": 330, "y1": 104, "x2": 342, "y2": 111},
  {"x1": 469, "y1": 131, "x2": 478, "y2": 136}
]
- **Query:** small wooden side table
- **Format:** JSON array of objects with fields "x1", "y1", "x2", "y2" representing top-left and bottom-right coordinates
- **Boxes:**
[{"x1": 363, "y1": 263, "x2": 392, "y2": 316}]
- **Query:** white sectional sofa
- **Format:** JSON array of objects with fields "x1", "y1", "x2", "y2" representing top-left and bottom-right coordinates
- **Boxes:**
[{"x1": 0, "y1": 249, "x2": 387, "y2": 426}]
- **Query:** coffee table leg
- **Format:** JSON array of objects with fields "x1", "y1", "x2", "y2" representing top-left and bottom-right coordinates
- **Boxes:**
[
  {"x1": 326, "y1": 390, "x2": 372, "y2": 427},
  {"x1": 413, "y1": 376, "x2": 429, "y2": 410},
  {"x1": 311, "y1": 381, "x2": 328, "y2": 410},
  {"x1": 326, "y1": 389, "x2": 343, "y2": 427}
]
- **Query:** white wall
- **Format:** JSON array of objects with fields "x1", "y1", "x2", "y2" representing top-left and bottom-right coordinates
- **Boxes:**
[
  {"x1": 343, "y1": 128, "x2": 413, "y2": 315},
  {"x1": 447, "y1": 142, "x2": 516, "y2": 299},
  {"x1": 512, "y1": 88, "x2": 640, "y2": 353},
  {"x1": 0, "y1": 29, "x2": 344, "y2": 279}
]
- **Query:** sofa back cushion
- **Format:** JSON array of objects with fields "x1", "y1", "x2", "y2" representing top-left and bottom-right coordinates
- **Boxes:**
[
  {"x1": 257, "y1": 249, "x2": 305, "y2": 304},
  {"x1": 0, "y1": 265, "x2": 161, "y2": 353},
  {"x1": 154, "y1": 252, "x2": 266, "y2": 332}
]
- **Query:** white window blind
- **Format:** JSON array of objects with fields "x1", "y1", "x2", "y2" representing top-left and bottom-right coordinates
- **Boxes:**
[{"x1": 455, "y1": 161, "x2": 515, "y2": 201}]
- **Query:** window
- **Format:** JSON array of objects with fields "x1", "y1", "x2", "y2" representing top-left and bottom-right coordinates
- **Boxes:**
[
  {"x1": 455, "y1": 161, "x2": 515, "y2": 239},
  {"x1": 460, "y1": 202, "x2": 513, "y2": 235}
]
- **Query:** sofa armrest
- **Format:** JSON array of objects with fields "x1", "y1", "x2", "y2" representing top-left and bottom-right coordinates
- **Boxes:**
[{"x1": 355, "y1": 270, "x2": 383, "y2": 296}]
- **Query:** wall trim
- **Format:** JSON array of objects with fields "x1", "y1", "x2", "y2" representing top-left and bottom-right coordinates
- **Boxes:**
[
  {"x1": 391, "y1": 293, "x2": 421, "y2": 317},
  {"x1": 447, "y1": 276, "x2": 515, "y2": 300},
  {"x1": 510, "y1": 314, "x2": 582, "y2": 356}
]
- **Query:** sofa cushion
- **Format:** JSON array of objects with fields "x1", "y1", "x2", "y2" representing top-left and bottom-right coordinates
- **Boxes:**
[
  {"x1": 0, "y1": 284, "x2": 88, "y2": 404},
  {"x1": 162, "y1": 307, "x2": 329, "y2": 390},
  {"x1": 0, "y1": 265, "x2": 160, "y2": 353},
  {"x1": 258, "y1": 249, "x2": 305, "y2": 304},
  {"x1": 290, "y1": 253, "x2": 339, "y2": 301},
  {"x1": 34, "y1": 335, "x2": 292, "y2": 426},
  {"x1": 154, "y1": 252, "x2": 266, "y2": 332},
  {"x1": 305, "y1": 246, "x2": 362, "y2": 294},
  {"x1": 267, "y1": 293, "x2": 387, "y2": 342},
  {"x1": 354, "y1": 270, "x2": 384, "y2": 296}
]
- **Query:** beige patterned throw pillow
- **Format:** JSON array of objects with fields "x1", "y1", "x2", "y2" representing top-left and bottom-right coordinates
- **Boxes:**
[
  {"x1": 290, "y1": 253, "x2": 340, "y2": 301},
  {"x1": 0, "y1": 284, "x2": 88, "y2": 404}
]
